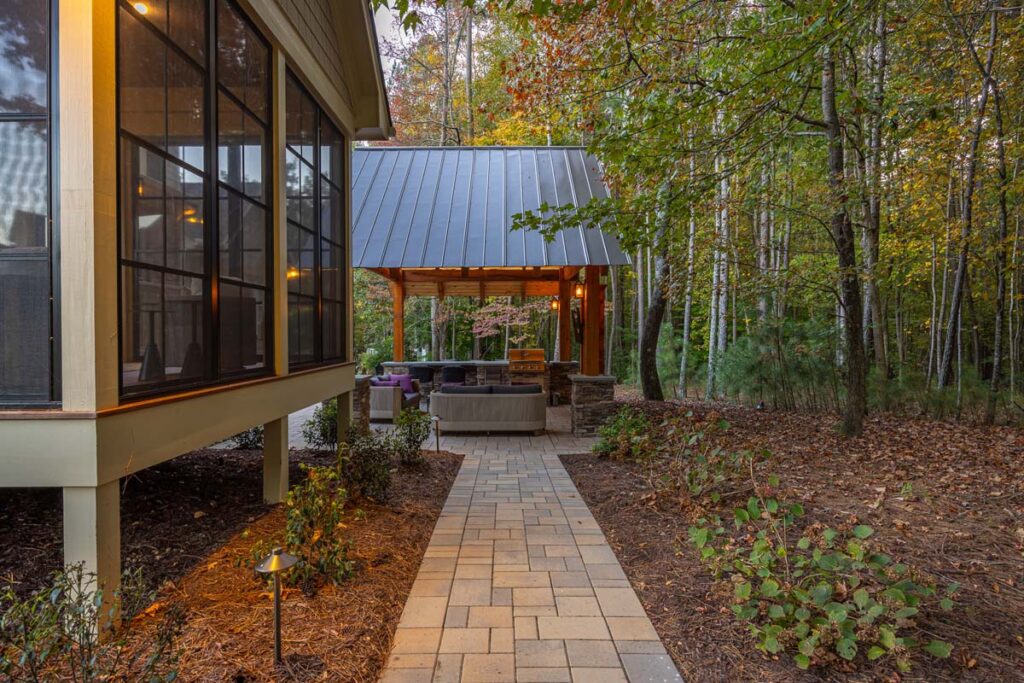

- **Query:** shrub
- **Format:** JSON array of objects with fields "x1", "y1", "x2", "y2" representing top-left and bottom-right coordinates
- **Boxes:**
[
  {"x1": 394, "y1": 408, "x2": 432, "y2": 465},
  {"x1": 0, "y1": 565, "x2": 184, "y2": 682},
  {"x1": 342, "y1": 428, "x2": 394, "y2": 502},
  {"x1": 303, "y1": 399, "x2": 338, "y2": 451},
  {"x1": 593, "y1": 405, "x2": 650, "y2": 460},
  {"x1": 249, "y1": 461, "x2": 353, "y2": 595},
  {"x1": 688, "y1": 469, "x2": 956, "y2": 673},
  {"x1": 230, "y1": 425, "x2": 264, "y2": 450}
]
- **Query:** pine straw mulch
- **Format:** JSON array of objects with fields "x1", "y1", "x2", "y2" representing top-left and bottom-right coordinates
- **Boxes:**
[
  {"x1": 0, "y1": 447, "x2": 462, "y2": 682},
  {"x1": 562, "y1": 399, "x2": 1024, "y2": 683}
]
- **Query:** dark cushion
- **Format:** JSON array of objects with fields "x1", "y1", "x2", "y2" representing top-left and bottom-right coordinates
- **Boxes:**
[
  {"x1": 371, "y1": 378, "x2": 398, "y2": 387},
  {"x1": 441, "y1": 366, "x2": 467, "y2": 383},
  {"x1": 492, "y1": 384, "x2": 542, "y2": 394},
  {"x1": 439, "y1": 384, "x2": 492, "y2": 394},
  {"x1": 409, "y1": 366, "x2": 434, "y2": 382}
]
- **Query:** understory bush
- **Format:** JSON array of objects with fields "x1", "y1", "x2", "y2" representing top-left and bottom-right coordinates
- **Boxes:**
[
  {"x1": 342, "y1": 428, "x2": 394, "y2": 502},
  {"x1": 716, "y1": 318, "x2": 840, "y2": 412},
  {"x1": 303, "y1": 399, "x2": 338, "y2": 451},
  {"x1": 593, "y1": 405, "x2": 650, "y2": 460},
  {"x1": 230, "y1": 425, "x2": 263, "y2": 449},
  {"x1": 393, "y1": 408, "x2": 432, "y2": 465},
  {"x1": 0, "y1": 565, "x2": 184, "y2": 682}
]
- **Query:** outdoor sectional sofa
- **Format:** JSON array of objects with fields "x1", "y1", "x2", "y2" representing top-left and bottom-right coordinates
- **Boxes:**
[{"x1": 429, "y1": 384, "x2": 547, "y2": 433}]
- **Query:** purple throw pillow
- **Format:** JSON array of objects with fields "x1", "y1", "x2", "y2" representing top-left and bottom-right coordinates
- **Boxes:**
[{"x1": 390, "y1": 373, "x2": 415, "y2": 393}]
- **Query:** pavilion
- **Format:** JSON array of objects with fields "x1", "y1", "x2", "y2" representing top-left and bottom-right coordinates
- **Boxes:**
[{"x1": 349, "y1": 146, "x2": 630, "y2": 375}]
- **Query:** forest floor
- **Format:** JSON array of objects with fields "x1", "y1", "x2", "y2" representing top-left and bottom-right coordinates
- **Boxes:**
[
  {"x1": 0, "y1": 447, "x2": 462, "y2": 682},
  {"x1": 562, "y1": 396, "x2": 1024, "y2": 682}
]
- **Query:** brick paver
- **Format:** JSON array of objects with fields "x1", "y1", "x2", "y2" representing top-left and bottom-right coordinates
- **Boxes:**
[{"x1": 381, "y1": 408, "x2": 682, "y2": 683}]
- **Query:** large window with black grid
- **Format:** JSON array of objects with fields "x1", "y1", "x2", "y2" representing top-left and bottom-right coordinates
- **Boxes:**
[
  {"x1": 116, "y1": 0, "x2": 272, "y2": 397},
  {"x1": 0, "y1": 0, "x2": 57, "y2": 406},
  {"x1": 285, "y1": 73, "x2": 345, "y2": 368}
]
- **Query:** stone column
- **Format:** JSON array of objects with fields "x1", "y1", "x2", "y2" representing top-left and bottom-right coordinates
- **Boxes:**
[
  {"x1": 262, "y1": 416, "x2": 289, "y2": 504},
  {"x1": 351, "y1": 375, "x2": 371, "y2": 435},
  {"x1": 63, "y1": 481, "x2": 121, "y2": 624},
  {"x1": 548, "y1": 361, "x2": 579, "y2": 406},
  {"x1": 569, "y1": 374, "x2": 618, "y2": 437}
]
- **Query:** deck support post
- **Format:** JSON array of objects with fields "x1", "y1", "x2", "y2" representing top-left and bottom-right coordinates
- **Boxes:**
[
  {"x1": 262, "y1": 416, "x2": 289, "y2": 504},
  {"x1": 336, "y1": 391, "x2": 352, "y2": 447},
  {"x1": 391, "y1": 281, "x2": 405, "y2": 362},
  {"x1": 63, "y1": 481, "x2": 121, "y2": 626}
]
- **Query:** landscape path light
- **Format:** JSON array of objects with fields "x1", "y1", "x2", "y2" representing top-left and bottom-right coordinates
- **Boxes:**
[{"x1": 255, "y1": 547, "x2": 299, "y2": 664}]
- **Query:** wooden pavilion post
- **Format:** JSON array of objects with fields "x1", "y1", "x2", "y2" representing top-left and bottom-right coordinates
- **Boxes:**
[
  {"x1": 390, "y1": 280, "x2": 404, "y2": 362},
  {"x1": 557, "y1": 271, "x2": 572, "y2": 362},
  {"x1": 582, "y1": 265, "x2": 603, "y2": 375}
]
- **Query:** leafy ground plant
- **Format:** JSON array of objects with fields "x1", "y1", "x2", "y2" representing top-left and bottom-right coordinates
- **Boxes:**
[
  {"x1": 0, "y1": 564, "x2": 184, "y2": 682},
  {"x1": 342, "y1": 428, "x2": 395, "y2": 501},
  {"x1": 688, "y1": 467, "x2": 956, "y2": 673},
  {"x1": 230, "y1": 425, "x2": 263, "y2": 450},
  {"x1": 593, "y1": 405, "x2": 650, "y2": 460}
]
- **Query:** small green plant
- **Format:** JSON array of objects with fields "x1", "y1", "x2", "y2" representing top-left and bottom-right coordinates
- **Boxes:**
[
  {"x1": 342, "y1": 429, "x2": 394, "y2": 501},
  {"x1": 593, "y1": 405, "x2": 650, "y2": 460},
  {"x1": 248, "y1": 462, "x2": 353, "y2": 595},
  {"x1": 230, "y1": 425, "x2": 264, "y2": 450},
  {"x1": 394, "y1": 408, "x2": 431, "y2": 465},
  {"x1": 0, "y1": 565, "x2": 184, "y2": 682},
  {"x1": 303, "y1": 399, "x2": 338, "y2": 451},
  {"x1": 688, "y1": 465, "x2": 956, "y2": 673}
]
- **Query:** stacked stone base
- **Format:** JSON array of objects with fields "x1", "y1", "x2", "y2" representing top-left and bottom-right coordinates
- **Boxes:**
[
  {"x1": 569, "y1": 374, "x2": 618, "y2": 437},
  {"x1": 351, "y1": 375, "x2": 371, "y2": 434}
]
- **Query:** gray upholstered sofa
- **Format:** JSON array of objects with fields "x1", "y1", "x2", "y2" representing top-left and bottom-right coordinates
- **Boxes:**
[{"x1": 429, "y1": 384, "x2": 546, "y2": 433}]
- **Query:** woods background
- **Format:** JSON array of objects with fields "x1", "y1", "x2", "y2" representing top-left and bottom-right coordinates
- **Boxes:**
[{"x1": 360, "y1": 0, "x2": 1024, "y2": 434}]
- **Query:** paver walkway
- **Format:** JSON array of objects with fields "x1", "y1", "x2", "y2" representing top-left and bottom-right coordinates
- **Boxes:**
[{"x1": 381, "y1": 408, "x2": 683, "y2": 683}]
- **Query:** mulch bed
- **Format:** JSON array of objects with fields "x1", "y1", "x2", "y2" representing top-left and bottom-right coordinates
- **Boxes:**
[
  {"x1": 0, "y1": 447, "x2": 462, "y2": 682},
  {"x1": 562, "y1": 400, "x2": 1024, "y2": 683}
]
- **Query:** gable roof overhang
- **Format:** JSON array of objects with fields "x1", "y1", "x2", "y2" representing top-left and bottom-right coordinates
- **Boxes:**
[{"x1": 336, "y1": 2, "x2": 394, "y2": 141}]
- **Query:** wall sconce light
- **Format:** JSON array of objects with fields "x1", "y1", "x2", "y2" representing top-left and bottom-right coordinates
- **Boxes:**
[
  {"x1": 550, "y1": 298, "x2": 559, "y2": 311},
  {"x1": 286, "y1": 266, "x2": 300, "y2": 280},
  {"x1": 256, "y1": 547, "x2": 299, "y2": 664},
  {"x1": 573, "y1": 283, "x2": 584, "y2": 299}
]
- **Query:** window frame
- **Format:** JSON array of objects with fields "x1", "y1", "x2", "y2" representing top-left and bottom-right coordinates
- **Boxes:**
[
  {"x1": 115, "y1": 0, "x2": 275, "y2": 400},
  {"x1": 285, "y1": 71, "x2": 346, "y2": 370},
  {"x1": 0, "y1": 0, "x2": 61, "y2": 407}
]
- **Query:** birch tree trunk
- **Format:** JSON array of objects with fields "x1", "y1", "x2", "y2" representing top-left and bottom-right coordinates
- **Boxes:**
[
  {"x1": 678, "y1": 184, "x2": 697, "y2": 397},
  {"x1": 937, "y1": 8, "x2": 997, "y2": 388}
]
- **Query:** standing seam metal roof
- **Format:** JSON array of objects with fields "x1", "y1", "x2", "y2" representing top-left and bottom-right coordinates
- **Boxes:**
[{"x1": 351, "y1": 147, "x2": 631, "y2": 269}]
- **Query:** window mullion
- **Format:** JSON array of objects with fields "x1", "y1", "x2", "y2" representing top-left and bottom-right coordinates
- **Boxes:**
[{"x1": 205, "y1": 0, "x2": 220, "y2": 382}]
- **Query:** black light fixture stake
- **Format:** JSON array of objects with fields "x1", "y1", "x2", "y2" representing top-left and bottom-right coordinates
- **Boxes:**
[{"x1": 255, "y1": 547, "x2": 299, "y2": 664}]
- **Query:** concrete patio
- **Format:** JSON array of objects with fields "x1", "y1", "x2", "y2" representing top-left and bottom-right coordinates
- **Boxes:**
[{"x1": 368, "y1": 406, "x2": 682, "y2": 683}]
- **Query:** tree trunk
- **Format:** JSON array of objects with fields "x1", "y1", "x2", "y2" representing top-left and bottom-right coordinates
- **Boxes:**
[
  {"x1": 823, "y1": 45, "x2": 867, "y2": 436},
  {"x1": 865, "y1": 6, "x2": 888, "y2": 376},
  {"x1": 986, "y1": 91, "x2": 1009, "y2": 422},
  {"x1": 937, "y1": 10, "x2": 997, "y2": 388},
  {"x1": 678, "y1": 176, "x2": 697, "y2": 397},
  {"x1": 640, "y1": 186, "x2": 672, "y2": 401}
]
